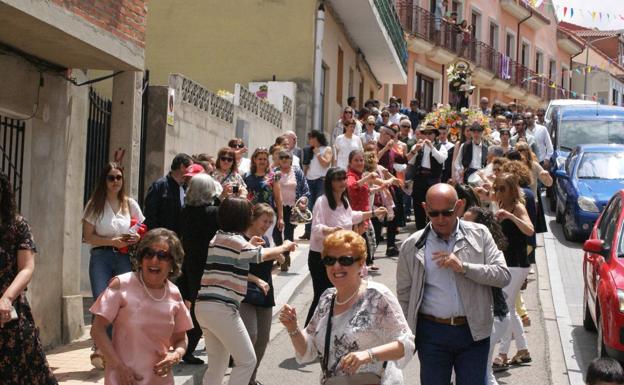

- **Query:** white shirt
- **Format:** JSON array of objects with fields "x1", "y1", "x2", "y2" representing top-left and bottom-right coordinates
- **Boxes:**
[
  {"x1": 453, "y1": 141, "x2": 484, "y2": 175},
  {"x1": 528, "y1": 123, "x2": 553, "y2": 162},
  {"x1": 307, "y1": 146, "x2": 331, "y2": 180},
  {"x1": 83, "y1": 198, "x2": 145, "y2": 246},
  {"x1": 334, "y1": 134, "x2": 363, "y2": 170},
  {"x1": 332, "y1": 119, "x2": 362, "y2": 145},
  {"x1": 389, "y1": 113, "x2": 403, "y2": 125},
  {"x1": 238, "y1": 157, "x2": 251, "y2": 175},
  {"x1": 420, "y1": 142, "x2": 448, "y2": 169},
  {"x1": 360, "y1": 130, "x2": 380, "y2": 145}
]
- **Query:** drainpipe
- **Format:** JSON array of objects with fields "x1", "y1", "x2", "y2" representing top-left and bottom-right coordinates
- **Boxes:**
[
  {"x1": 312, "y1": 3, "x2": 325, "y2": 131},
  {"x1": 515, "y1": 11, "x2": 532, "y2": 102},
  {"x1": 441, "y1": 64, "x2": 445, "y2": 104},
  {"x1": 569, "y1": 49, "x2": 583, "y2": 98}
]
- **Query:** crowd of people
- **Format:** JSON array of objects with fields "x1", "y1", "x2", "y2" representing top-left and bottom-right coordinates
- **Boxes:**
[{"x1": 1, "y1": 94, "x2": 622, "y2": 385}]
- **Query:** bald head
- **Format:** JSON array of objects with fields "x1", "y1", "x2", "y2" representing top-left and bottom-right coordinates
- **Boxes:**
[{"x1": 426, "y1": 183, "x2": 458, "y2": 206}]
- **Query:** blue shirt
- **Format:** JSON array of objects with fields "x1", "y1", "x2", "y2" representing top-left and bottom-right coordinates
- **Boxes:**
[{"x1": 419, "y1": 221, "x2": 466, "y2": 318}]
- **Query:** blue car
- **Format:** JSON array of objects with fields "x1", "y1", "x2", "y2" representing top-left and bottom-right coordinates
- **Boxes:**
[
  {"x1": 554, "y1": 144, "x2": 624, "y2": 241},
  {"x1": 548, "y1": 105, "x2": 624, "y2": 210}
]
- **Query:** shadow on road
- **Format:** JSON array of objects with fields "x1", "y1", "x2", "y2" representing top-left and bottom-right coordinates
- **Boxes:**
[{"x1": 278, "y1": 357, "x2": 315, "y2": 373}]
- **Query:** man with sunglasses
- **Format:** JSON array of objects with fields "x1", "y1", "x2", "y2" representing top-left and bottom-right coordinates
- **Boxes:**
[
  {"x1": 509, "y1": 118, "x2": 538, "y2": 156},
  {"x1": 407, "y1": 124, "x2": 448, "y2": 230},
  {"x1": 144, "y1": 153, "x2": 194, "y2": 235},
  {"x1": 396, "y1": 183, "x2": 510, "y2": 385}
]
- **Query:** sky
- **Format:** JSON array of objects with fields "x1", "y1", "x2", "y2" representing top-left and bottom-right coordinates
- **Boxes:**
[{"x1": 544, "y1": 0, "x2": 624, "y2": 31}]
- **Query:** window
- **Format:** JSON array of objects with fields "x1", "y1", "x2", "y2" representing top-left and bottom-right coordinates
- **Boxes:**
[
  {"x1": 505, "y1": 32, "x2": 515, "y2": 58},
  {"x1": 599, "y1": 196, "x2": 621, "y2": 248},
  {"x1": 489, "y1": 22, "x2": 499, "y2": 50},
  {"x1": 521, "y1": 41, "x2": 530, "y2": 67},
  {"x1": 549, "y1": 60, "x2": 556, "y2": 80},
  {"x1": 535, "y1": 51, "x2": 543, "y2": 74},
  {"x1": 451, "y1": 0, "x2": 463, "y2": 20},
  {"x1": 358, "y1": 76, "x2": 364, "y2": 109},
  {"x1": 471, "y1": 10, "x2": 481, "y2": 39},
  {"x1": 337, "y1": 46, "x2": 344, "y2": 105},
  {"x1": 348, "y1": 67, "x2": 354, "y2": 100},
  {"x1": 561, "y1": 65, "x2": 569, "y2": 89},
  {"x1": 613, "y1": 89, "x2": 619, "y2": 106},
  {"x1": 416, "y1": 73, "x2": 434, "y2": 112}
]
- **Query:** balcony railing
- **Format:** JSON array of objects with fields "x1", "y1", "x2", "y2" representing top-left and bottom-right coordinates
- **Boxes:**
[
  {"x1": 374, "y1": 0, "x2": 408, "y2": 72},
  {"x1": 396, "y1": 3, "x2": 561, "y2": 101}
]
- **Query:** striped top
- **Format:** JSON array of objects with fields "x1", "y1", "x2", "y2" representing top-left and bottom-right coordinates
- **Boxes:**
[{"x1": 197, "y1": 231, "x2": 262, "y2": 308}]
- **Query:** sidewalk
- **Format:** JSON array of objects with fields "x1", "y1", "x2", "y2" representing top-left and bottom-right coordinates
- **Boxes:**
[{"x1": 47, "y1": 228, "x2": 312, "y2": 385}]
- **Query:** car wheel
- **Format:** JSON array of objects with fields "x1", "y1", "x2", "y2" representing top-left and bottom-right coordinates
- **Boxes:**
[
  {"x1": 563, "y1": 206, "x2": 579, "y2": 242},
  {"x1": 597, "y1": 311, "x2": 609, "y2": 358},
  {"x1": 583, "y1": 293, "x2": 597, "y2": 331}
]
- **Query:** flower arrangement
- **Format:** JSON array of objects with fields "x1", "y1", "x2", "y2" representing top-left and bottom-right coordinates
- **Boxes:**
[{"x1": 423, "y1": 106, "x2": 491, "y2": 142}]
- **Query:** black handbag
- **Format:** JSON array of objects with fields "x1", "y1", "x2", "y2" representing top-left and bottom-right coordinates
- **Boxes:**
[
  {"x1": 243, "y1": 282, "x2": 266, "y2": 306},
  {"x1": 321, "y1": 296, "x2": 383, "y2": 385}
]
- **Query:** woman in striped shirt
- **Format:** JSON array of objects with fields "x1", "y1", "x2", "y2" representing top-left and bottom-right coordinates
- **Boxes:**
[{"x1": 195, "y1": 197, "x2": 296, "y2": 385}]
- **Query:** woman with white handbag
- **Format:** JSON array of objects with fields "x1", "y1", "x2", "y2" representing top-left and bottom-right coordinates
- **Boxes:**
[{"x1": 279, "y1": 230, "x2": 414, "y2": 385}]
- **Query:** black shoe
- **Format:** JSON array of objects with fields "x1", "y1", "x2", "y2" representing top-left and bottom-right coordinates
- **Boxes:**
[
  {"x1": 386, "y1": 247, "x2": 399, "y2": 257},
  {"x1": 182, "y1": 354, "x2": 204, "y2": 365}
]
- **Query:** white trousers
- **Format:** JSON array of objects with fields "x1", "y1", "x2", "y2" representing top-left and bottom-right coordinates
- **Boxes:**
[
  {"x1": 195, "y1": 301, "x2": 257, "y2": 385},
  {"x1": 487, "y1": 314, "x2": 511, "y2": 385},
  {"x1": 499, "y1": 267, "x2": 531, "y2": 354}
]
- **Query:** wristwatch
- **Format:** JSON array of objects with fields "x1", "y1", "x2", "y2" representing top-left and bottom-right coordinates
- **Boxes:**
[{"x1": 461, "y1": 262, "x2": 469, "y2": 275}]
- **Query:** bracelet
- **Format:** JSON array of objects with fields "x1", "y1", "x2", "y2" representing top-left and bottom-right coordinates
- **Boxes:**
[
  {"x1": 287, "y1": 328, "x2": 300, "y2": 337},
  {"x1": 367, "y1": 348, "x2": 378, "y2": 364}
]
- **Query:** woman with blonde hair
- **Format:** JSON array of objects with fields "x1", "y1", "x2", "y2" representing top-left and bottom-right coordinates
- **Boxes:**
[
  {"x1": 493, "y1": 173, "x2": 534, "y2": 367},
  {"x1": 514, "y1": 142, "x2": 552, "y2": 197},
  {"x1": 280, "y1": 230, "x2": 414, "y2": 384}
]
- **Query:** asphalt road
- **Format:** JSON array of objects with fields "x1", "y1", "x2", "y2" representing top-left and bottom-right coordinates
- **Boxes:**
[{"x1": 254, "y1": 224, "x2": 553, "y2": 385}]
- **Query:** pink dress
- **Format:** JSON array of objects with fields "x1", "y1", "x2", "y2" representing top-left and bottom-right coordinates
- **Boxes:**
[{"x1": 90, "y1": 272, "x2": 193, "y2": 385}]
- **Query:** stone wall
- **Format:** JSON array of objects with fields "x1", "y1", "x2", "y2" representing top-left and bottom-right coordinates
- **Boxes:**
[{"x1": 143, "y1": 74, "x2": 294, "y2": 190}]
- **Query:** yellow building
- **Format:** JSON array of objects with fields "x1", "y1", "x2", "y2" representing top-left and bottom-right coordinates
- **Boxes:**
[{"x1": 145, "y1": 0, "x2": 407, "y2": 139}]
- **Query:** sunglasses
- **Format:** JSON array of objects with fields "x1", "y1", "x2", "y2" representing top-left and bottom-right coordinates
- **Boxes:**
[
  {"x1": 279, "y1": 155, "x2": 291, "y2": 160},
  {"x1": 400, "y1": 125, "x2": 411, "y2": 129},
  {"x1": 427, "y1": 208, "x2": 455, "y2": 218},
  {"x1": 141, "y1": 248, "x2": 172, "y2": 261},
  {"x1": 106, "y1": 175, "x2": 123, "y2": 182},
  {"x1": 220, "y1": 156, "x2": 234, "y2": 162},
  {"x1": 322, "y1": 256, "x2": 357, "y2": 266},
  {"x1": 231, "y1": 144, "x2": 245, "y2": 149}
]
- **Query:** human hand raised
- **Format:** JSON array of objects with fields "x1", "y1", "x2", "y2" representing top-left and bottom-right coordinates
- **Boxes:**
[{"x1": 279, "y1": 304, "x2": 298, "y2": 332}]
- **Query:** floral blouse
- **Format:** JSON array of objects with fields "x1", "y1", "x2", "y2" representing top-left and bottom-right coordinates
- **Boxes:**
[
  {"x1": 244, "y1": 171, "x2": 281, "y2": 208},
  {"x1": 296, "y1": 281, "x2": 415, "y2": 385},
  {"x1": 213, "y1": 169, "x2": 247, "y2": 189}
]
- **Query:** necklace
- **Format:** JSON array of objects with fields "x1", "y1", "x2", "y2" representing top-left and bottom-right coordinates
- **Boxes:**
[
  {"x1": 335, "y1": 284, "x2": 361, "y2": 306},
  {"x1": 138, "y1": 272, "x2": 168, "y2": 302}
]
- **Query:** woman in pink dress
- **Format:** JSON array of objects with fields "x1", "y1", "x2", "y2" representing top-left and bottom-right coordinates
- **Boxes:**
[{"x1": 90, "y1": 228, "x2": 193, "y2": 385}]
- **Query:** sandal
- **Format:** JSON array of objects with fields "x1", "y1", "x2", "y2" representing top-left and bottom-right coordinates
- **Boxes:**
[
  {"x1": 509, "y1": 350, "x2": 532, "y2": 365},
  {"x1": 90, "y1": 352, "x2": 106, "y2": 369},
  {"x1": 492, "y1": 355, "x2": 509, "y2": 372},
  {"x1": 522, "y1": 314, "x2": 531, "y2": 327},
  {"x1": 369, "y1": 265, "x2": 380, "y2": 271}
]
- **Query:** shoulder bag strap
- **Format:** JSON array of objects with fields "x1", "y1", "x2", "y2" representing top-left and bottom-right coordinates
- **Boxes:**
[{"x1": 322, "y1": 295, "x2": 336, "y2": 378}]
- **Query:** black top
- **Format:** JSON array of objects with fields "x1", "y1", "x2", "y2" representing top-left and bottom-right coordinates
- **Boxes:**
[
  {"x1": 492, "y1": 287, "x2": 509, "y2": 318},
  {"x1": 500, "y1": 208, "x2": 530, "y2": 267},
  {"x1": 176, "y1": 203, "x2": 219, "y2": 302},
  {"x1": 143, "y1": 174, "x2": 184, "y2": 235},
  {"x1": 243, "y1": 235, "x2": 275, "y2": 308}
]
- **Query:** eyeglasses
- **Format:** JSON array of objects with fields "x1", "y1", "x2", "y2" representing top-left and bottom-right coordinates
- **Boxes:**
[
  {"x1": 427, "y1": 208, "x2": 455, "y2": 218},
  {"x1": 231, "y1": 144, "x2": 245, "y2": 149},
  {"x1": 106, "y1": 175, "x2": 123, "y2": 182},
  {"x1": 494, "y1": 186, "x2": 506, "y2": 193},
  {"x1": 321, "y1": 256, "x2": 358, "y2": 266},
  {"x1": 141, "y1": 248, "x2": 172, "y2": 261},
  {"x1": 220, "y1": 156, "x2": 234, "y2": 162}
]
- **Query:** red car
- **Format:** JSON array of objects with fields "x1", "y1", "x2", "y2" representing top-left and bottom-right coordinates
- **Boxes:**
[{"x1": 583, "y1": 189, "x2": 624, "y2": 359}]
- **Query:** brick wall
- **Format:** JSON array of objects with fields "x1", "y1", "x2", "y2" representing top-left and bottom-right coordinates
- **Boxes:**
[{"x1": 51, "y1": 0, "x2": 146, "y2": 47}]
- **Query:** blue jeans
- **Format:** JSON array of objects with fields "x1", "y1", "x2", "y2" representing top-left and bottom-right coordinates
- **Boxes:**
[
  {"x1": 304, "y1": 178, "x2": 325, "y2": 236},
  {"x1": 416, "y1": 317, "x2": 490, "y2": 385},
  {"x1": 89, "y1": 248, "x2": 133, "y2": 300}
]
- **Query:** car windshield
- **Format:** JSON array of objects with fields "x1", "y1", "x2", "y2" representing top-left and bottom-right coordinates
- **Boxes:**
[
  {"x1": 559, "y1": 120, "x2": 624, "y2": 149},
  {"x1": 577, "y1": 152, "x2": 624, "y2": 179}
]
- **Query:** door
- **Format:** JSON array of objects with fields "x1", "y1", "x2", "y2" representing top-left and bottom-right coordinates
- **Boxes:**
[
  {"x1": 557, "y1": 149, "x2": 577, "y2": 211},
  {"x1": 416, "y1": 73, "x2": 434, "y2": 113}
]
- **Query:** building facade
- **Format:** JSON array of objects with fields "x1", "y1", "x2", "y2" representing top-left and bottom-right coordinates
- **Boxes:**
[
  {"x1": 0, "y1": 0, "x2": 146, "y2": 347},
  {"x1": 145, "y1": 0, "x2": 407, "y2": 139},
  {"x1": 395, "y1": 0, "x2": 587, "y2": 110}
]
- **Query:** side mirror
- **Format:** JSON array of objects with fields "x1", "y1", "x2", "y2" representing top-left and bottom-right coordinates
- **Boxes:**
[
  {"x1": 583, "y1": 239, "x2": 611, "y2": 259},
  {"x1": 555, "y1": 169, "x2": 568, "y2": 179}
]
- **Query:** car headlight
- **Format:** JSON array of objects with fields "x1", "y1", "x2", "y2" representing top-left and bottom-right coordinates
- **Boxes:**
[
  {"x1": 578, "y1": 196, "x2": 599, "y2": 213},
  {"x1": 556, "y1": 156, "x2": 567, "y2": 169},
  {"x1": 618, "y1": 290, "x2": 624, "y2": 313}
]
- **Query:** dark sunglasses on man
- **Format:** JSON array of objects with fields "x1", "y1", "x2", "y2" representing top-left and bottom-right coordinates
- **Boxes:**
[
  {"x1": 321, "y1": 255, "x2": 357, "y2": 266},
  {"x1": 427, "y1": 208, "x2": 455, "y2": 218}
]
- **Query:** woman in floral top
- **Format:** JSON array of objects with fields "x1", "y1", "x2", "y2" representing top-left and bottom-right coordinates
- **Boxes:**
[
  {"x1": 0, "y1": 173, "x2": 58, "y2": 384},
  {"x1": 244, "y1": 147, "x2": 284, "y2": 240},
  {"x1": 279, "y1": 230, "x2": 414, "y2": 385},
  {"x1": 212, "y1": 147, "x2": 247, "y2": 198}
]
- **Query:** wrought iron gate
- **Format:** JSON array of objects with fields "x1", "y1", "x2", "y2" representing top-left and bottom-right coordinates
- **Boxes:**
[
  {"x1": 0, "y1": 115, "x2": 26, "y2": 210},
  {"x1": 83, "y1": 87, "x2": 112, "y2": 205}
]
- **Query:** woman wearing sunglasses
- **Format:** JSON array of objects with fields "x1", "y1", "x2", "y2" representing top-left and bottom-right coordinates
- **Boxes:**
[
  {"x1": 492, "y1": 173, "x2": 534, "y2": 367},
  {"x1": 280, "y1": 230, "x2": 414, "y2": 384},
  {"x1": 90, "y1": 228, "x2": 193, "y2": 385},
  {"x1": 305, "y1": 167, "x2": 387, "y2": 325},
  {"x1": 82, "y1": 162, "x2": 145, "y2": 368},
  {"x1": 213, "y1": 147, "x2": 247, "y2": 198}
]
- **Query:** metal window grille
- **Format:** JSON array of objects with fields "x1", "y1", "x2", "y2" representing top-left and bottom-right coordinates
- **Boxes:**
[
  {"x1": 0, "y1": 115, "x2": 26, "y2": 210},
  {"x1": 83, "y1": 87, "x2": 112, "y2": 206}
]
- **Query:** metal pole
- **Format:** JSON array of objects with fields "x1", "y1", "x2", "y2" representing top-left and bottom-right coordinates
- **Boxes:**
[{"x1": 583, "y1": 41, "x2": 590, "y2": 98}]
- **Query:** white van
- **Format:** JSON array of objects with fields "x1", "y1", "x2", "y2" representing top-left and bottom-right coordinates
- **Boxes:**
[{"x1": 544, "y1": 99, "x2": 598, "y2": 125}]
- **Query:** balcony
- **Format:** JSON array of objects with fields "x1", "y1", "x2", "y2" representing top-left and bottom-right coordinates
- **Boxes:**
[
  {"x1": 557, "y1": 28, "x2": 585, "y2": 56},
  {"x1": 397, "y1": 4, "x2": 556, "y2": 103},
  {"x1": 327, "y1": 0, "x2": 407, "y2": 83},
  {"x1": 499, "y1": 0, "x2": 550, "y2": 31}
]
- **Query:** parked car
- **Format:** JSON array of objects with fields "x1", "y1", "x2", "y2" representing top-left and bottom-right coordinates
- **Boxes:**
[
  {"x1": 582, "y1": 189, "x2": 624, "y2": 359},
  {"x1": 554, "y1": 144, "x2": 624, "y2": 241},
  {"x1": 544, "y1": 98, "x2": 598, "y2": 126},
  {"x1": 549, "y1": 105, "x2": 624, "y2": 210}
]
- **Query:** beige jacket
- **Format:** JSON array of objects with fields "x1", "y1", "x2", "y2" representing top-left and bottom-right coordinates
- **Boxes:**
[{"x1": 396, "y1": 220, "x2": 511, "y2": 342}]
